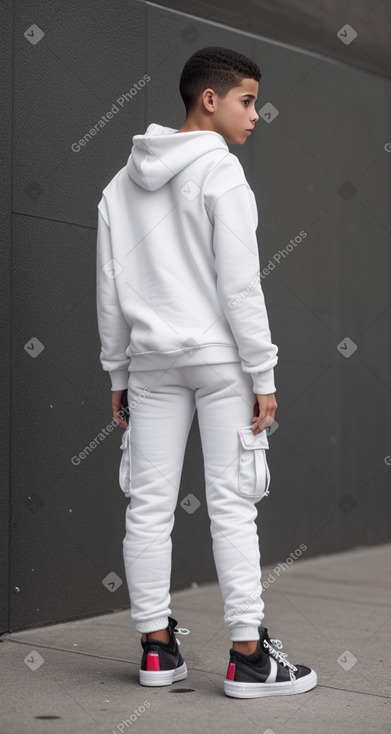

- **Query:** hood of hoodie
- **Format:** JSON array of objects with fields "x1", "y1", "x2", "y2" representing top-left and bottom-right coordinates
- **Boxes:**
[{"x1": 126, "y1": 122, "x2": 229, "y2": 191}]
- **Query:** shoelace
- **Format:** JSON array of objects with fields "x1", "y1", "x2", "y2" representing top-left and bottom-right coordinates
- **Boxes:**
[
  {"x1": 172, "y1": 625, "x2": 190, "y2": 646},
  {"x1": 263, "y1": 637, "x2": 298, "y2": 680}
]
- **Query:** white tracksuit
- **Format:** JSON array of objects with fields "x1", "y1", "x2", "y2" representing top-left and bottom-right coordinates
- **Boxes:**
[{"x1": 96, "y1": 122, "x2": 278, "y2": 640}]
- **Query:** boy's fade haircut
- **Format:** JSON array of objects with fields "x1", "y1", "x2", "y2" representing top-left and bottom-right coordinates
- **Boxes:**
[{"x1": 179, "y1": 46, "x2": 261, "y2": 115}]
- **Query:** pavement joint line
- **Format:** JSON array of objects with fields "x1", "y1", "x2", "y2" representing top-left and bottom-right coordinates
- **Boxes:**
[
  {"x1": 318, "y1": 684, "x2": 391, "y2": 701},
  {"x1": 259, "y1": 588, "x2": 391, "y2": 607},
  {"x1": 1, "y1": 638, "x2": 138, "y2": 665}
]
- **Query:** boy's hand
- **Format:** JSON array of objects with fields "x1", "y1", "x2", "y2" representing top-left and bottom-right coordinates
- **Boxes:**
[
  {"x1": 112, "y1": 389, "x2": 128, "y2": 428},
  {"x1": 251, "y1": 393, "x2": 278, "y2": 434}
]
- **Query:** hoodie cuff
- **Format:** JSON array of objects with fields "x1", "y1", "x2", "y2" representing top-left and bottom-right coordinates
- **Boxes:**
[
  {"x1": 109, "y1": 368, "x2": 129, "y2": 391},
  {"x1": 251, "y1": 368, "x2": 276, "y2": 395}
]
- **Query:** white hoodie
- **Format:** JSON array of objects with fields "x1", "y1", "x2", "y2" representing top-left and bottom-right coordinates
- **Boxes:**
[{"x1": 96, "y1": 122, "x2": 278, "y2": 394}]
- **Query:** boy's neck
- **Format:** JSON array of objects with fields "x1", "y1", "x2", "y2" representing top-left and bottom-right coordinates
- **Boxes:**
[
  {"x1": 176, "y1": 118, "x2": 216, "y2": 134},
  {"x1": 176, "y1": 125, "x2": 202, "y2": 133}
]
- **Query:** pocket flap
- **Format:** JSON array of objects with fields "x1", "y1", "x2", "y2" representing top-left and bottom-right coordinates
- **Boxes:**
[
  {"x1": 119, "y1": 425, "x2": 132, "y2": 498},
  {"x1": 120, "y1": 424, "x2": 132, "y2": 450},
  {"x1": 237, "y1": 425, "x2": 269, "y2": 450}
]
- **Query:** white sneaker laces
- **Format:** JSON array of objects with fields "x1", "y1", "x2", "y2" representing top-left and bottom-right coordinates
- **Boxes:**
[
  {"x1": 264, "y1": 637, "x2": 298, "y2": 680},
  {"x1": 173, "y1": 626, "x2": 190, "y2": 646}
]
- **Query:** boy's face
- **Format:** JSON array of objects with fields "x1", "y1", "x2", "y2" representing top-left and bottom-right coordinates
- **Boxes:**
[{"x1": 209, "y1": 78, "x2": 260, "y2": 144}]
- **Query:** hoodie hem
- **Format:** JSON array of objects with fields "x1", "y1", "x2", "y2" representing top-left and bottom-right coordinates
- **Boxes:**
[{"x1": 128, "y1": 344, "x2": 241, "y2": 371}]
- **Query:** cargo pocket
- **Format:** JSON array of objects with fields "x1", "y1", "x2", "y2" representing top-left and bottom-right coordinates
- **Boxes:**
[
  {"x1": 237, "y1": 426, "x2": 271, "y2": 502},
  {"x1": 119, "y1": 425, "x2": 132, "y2": 499}
]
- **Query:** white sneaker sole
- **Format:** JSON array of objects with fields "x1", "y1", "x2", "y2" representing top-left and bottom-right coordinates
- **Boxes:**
[
  {"x1": 139, "y1": 661, "x2": 187, "y2": 687},
  {"x1": 224, "y1": 669, "x2": 317, "y2": 698}
]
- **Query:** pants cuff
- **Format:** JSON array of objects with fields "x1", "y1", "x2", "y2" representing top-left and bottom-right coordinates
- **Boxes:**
[
  {"x1": 230, "y1": 626, "x2": 260, "y2": 641},
  {"x1": 135, "y1": 616, "x2": 169, "y2": 634}
]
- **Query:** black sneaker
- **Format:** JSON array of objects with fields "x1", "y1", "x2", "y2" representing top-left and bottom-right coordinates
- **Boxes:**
[
  {"x1": 139, "y1": 616, "x2": 187, "y2": 687},
  {"x1": 224, "y1": 625, "x2": 317, "y2": 698}
]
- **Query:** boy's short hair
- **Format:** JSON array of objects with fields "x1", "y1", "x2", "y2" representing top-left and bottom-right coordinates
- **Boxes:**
[{"x1": 179, "y1": 46, "x2": 261, "y2": 115}]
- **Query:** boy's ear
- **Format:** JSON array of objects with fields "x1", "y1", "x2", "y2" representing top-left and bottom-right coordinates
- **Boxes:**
[{"x1": 200, "y1": 88, "x2": 217, "y2": 112}]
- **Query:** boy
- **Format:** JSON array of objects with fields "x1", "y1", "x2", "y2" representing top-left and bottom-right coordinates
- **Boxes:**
[{"x1": 96, "y1": 46, "x2": 317, "y2": 698}]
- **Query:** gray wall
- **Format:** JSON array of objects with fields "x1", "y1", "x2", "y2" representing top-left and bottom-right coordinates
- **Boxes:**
[
  {"x1": 151, "y1": 0, "x2": 391, "y2": 80},
  {"x1": 1, "y1": 0, "x2": 390, "y2": 633},
  {"x1": 1, "y1": 0, "x2": 13, "y2": 635}
]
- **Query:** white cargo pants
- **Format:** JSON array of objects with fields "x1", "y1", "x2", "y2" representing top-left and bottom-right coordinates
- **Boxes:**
[{"x1": 120, "y1": 361, "x2": 271, "y2": 642}]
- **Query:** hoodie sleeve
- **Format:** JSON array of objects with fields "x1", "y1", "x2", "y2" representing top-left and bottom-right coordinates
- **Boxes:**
[
  {"x1": 96, "y1": 198, "x2": 131, "y2": 391},
  {"x1": 210, "y1": 183, "x2": 278, "y2": 394}
]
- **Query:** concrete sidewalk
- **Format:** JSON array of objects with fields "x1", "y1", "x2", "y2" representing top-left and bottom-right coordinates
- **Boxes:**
[{"x1": 1, "y1": 544, "x2": 390, "y2": 734}]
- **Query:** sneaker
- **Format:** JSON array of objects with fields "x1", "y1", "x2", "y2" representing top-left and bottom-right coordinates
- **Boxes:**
[
  {"x1": 139, "y1": 616, "x2": 187, "y2": 687},
  {"x1": 224, "y1": 625, "x2": 317, "y2": 698}
]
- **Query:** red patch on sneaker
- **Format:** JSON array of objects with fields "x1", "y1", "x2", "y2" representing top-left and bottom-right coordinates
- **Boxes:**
[
  {"x1": 226, "y1": 662, "x2": 236, "y2": 680},
  {"x1": 146, "y1": 651, "x2": 160, "y2": 671}
]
